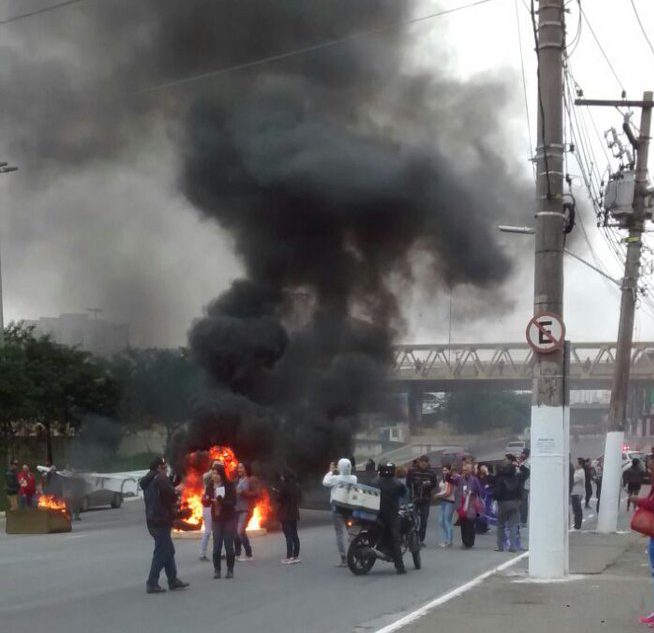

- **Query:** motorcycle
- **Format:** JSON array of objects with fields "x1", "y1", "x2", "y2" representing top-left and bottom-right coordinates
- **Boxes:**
[{"x1": 346, "y1": 503, "x2": 422, "y2": 575}]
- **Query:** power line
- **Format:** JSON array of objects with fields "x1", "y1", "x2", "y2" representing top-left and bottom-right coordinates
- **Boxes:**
[
  {"x1": 565, "y1": 0, "x2": 583, "y2": 58},
  {"x1": 579, "y1": 5, "x2": 626, "y2": 94},
  {"x1": 514, "y1": 0, "x2": 534, "y2": 175},
  {"x1": 136, "y1": 0, "x2": 498, "y2": 94},
  {"x1": 629, "y1": 0, "x2": 654, "y2": 62},
  {"x1": 0, "y1": 0, "x2": 87, "y2": 26}
]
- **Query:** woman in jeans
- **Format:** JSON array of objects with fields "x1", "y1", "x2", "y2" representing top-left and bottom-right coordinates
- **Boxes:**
[
  {"x1": 629, "y1": 456, "x2": 654, "y2": 624},
  {"x1": 275, "y1": 469, "x2": 301, "y2": 564},
  {"x1": 435, "y1": 464, "x2": 457, "y2": 547},
  {"x1": 234, "y1": 463, "x2": 258, "y2": 561},
  {"x1": 203, "y1": 464, "x2": 237, "y2": 579}
]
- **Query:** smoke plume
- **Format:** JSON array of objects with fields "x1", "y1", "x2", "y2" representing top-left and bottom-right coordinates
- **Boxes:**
[{"x1": 1, "y1": 1, "x2": 532, "y2": 473}]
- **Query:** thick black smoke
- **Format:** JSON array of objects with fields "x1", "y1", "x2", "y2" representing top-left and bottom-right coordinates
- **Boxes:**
[
  {"x1": 2, "y1": 1, "x2": 531, "y2": 474},
  {"x1": 165, "y1": 2, "x2": 524, "y2": 474}
]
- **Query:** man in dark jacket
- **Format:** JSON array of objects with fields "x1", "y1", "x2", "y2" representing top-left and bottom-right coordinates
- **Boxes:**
[
  {"x1": 493, "y1": 454, "x2": 529, "y2": 552},
  {"x1": 5, "y1": 459, "x2": 19, "y2": 510},
  {"x1": 406, "y1": 455, "x2": 437, "y2": 545},
  {"x1": 375, "y1": 462, "x2": 407, "y2": 575},
  {"x1": 141, "y1": 457, "x2": 189, "y2": 594}
]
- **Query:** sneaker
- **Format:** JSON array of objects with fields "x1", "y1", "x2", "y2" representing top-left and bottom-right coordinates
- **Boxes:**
[
  {"x1": 199, "y1": 555, "x2": 209, "y2": 561},
  {"x1": 494, "y1": 548, "x2": 504, "y2": 552},
  {"x1": 396, "y1": 568, "x2": 407, "y2": 575},
  {"x1": 281, "y1": 558, "x2": 293, "y2": 564},
  {"x1": 168, "y1": 579, "x2": 189, "y2": 591},
  {"x1": 213, "y1": 570, "x2": 221, "y2": 579},
  {"x1": 439, "y1": 542, "x2": 447, "y2": 548},
  {"x1": 225, "y1": 569, "x2": 234, "y2": 579},
  {"x1": 290, "y1": 557, "x2": 302, "y2": 564},
  {"x1": 237, "y1": 556, "x2": 253, "y2": 562},
  {"x1": 508, "y1": 548, "x2": 517, "y2": 553},
  {"x1": 640, "y1": 613, "x2": 654, "y2": 624},
  {"x1": 146, "y1": 585, "x2": 166, "y2": 594}
]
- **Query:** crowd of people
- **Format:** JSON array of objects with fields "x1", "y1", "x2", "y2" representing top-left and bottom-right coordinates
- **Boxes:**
[{"x1": 130, "y1": 447, "x2": 647, "y2": 594}]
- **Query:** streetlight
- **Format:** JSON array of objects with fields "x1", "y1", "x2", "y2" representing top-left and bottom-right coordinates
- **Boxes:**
[
  {"x1": 0, "y1": 163, "x2": 18, "y2": 348},
  {"x1": 498, "y1": 224, "x2": 621, "y2": 287}
]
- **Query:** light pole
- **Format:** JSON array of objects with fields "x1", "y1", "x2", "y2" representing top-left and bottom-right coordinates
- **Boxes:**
[
  {"x1": 499, "y1": 225, "x2": 621, "y2": 287},
  {"x1": 0, "y1": 162, "x2": 18, "y2": 348}
]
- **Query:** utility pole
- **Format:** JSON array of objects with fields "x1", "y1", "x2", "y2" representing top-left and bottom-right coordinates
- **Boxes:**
[
  {"x1": 576, "y1": 93, "x2": 653, "y2": 533},
  {"x1": 0, "y1": 162, "x2": 18, "y2": 349},
  {"x1": 528, "y1": 0, "x2": 568, "y2": 579}
]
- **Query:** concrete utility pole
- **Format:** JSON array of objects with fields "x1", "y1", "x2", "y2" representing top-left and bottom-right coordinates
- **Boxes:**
[
  {"x1": 577, "y1": 92, "x2": 653, "y2": 534},
  {"x1": 0, "y1": 162, "x2": 18, "y2": 349},
  {"x1": 528, "y1": 0, "x2": 569, "y2": 579}
]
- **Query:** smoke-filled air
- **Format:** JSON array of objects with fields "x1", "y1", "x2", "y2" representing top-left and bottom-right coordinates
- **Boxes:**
[{"x1": 1, "y1": 0, "x2": 533, "y2": 476}]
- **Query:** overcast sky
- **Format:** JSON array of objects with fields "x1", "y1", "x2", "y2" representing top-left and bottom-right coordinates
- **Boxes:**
[{"x1": 0, "y1": 0, "x2": 652, "y2": 347}]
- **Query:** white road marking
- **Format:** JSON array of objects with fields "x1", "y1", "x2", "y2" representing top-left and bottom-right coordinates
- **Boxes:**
[
  {"x1": 374, "y1": 507, "x2": 602, "y2": 633},
  {"x1": 372, "y1": 551, "x2": 529, "y2": 633}
]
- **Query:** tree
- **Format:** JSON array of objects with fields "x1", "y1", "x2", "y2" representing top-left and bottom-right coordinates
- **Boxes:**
[
  {"x1": 0, "y1": 323, "x2": 120, "y2": 463},
  {"x1": 441, "y1": 390, "x2": 530, "y2": 435},
  {"x1": 113, "y1": 348, "x2": 206, "y2": 447}
]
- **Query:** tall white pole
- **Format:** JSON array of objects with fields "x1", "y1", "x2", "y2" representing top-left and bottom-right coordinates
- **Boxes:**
[{"x1": 528, "y1": 0, "x2": 568, "y2": 579}]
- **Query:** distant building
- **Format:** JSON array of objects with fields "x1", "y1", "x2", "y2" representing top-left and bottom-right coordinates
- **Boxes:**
[{"x1": 24, "y1": 312, "x2": 129, "y2": 356}]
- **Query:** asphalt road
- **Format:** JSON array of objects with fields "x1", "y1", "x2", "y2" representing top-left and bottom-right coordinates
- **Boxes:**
[{"x1": 0, "y1": 500, "x2": 529, "y2": 633}]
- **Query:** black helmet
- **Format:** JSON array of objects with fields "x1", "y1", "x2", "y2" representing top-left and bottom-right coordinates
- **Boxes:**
[{"x1": 378, "y1": 462, "x2": 396, "y2": 478}]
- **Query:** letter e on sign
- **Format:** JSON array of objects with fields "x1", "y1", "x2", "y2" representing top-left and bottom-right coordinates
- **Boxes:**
[{"x1": 526, "y1": 312, "x2": 565, "y2": 354}]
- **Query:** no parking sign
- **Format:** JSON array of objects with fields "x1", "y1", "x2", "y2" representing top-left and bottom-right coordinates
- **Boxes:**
[{"x1": 526, "y1": 312, "x2": 565, "y2": 354}]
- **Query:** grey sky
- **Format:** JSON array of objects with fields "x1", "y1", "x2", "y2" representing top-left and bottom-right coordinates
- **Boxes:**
[{"x1": 0, "y1": 0, "x2": 652, "y2": 347}]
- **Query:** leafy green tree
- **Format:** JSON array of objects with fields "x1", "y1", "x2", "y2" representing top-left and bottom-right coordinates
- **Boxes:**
[
  {"x1": 0, "y1": 323, "x2": 120, "y2": 463},
  {"x1": 112, "y1": 348, "x2": 205, "y2": 447}
]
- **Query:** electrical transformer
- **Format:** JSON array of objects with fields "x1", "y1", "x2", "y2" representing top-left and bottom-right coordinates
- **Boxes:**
[{"x1": 604, "y1": 171, "x2": 635, "y2": 221}]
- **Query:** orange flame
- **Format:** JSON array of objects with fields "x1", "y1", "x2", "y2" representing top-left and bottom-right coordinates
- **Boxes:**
[
  {"x1": 177, "y1": 445, "x2": 272, "y2": 532},
  {"x1": 37, "y1": 494, "x2": 68, "y2": 514},
  {"x1": 246, "y1": 488, "x2": 273, "y2": 532}
]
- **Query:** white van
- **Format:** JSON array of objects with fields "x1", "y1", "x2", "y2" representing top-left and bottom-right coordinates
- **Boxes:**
[{"x1": 505, "y1": 440, "x2": 527, "y2": 455}]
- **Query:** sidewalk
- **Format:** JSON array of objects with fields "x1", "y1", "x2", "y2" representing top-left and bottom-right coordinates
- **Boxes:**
[{"x1": 400, "y1": 530, "x2": 652, "y2": 633}]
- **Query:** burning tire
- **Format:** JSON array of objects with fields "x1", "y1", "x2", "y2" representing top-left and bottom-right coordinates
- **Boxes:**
[{"x1": 347, "y1": 533, "x2": 376, "y2": 575}]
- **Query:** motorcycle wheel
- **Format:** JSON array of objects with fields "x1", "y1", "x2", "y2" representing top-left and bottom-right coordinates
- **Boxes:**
[
  {"x1": 408, "y1": 530, "x2": 421, "y2": 569},
  {"x1": 347, "y1": 533, "x2": 377, "y2": 576},
  {"x1": 408, "y1": 530, "x2": 420, "y2": 554}
]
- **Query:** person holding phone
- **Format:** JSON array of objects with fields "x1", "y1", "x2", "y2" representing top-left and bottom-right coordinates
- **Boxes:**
[
  {"x1": 204, "y1": 463, "x2": 237, "y2": 579},
  {"x1": 140, "y1": 457, "x2": 189, "y2": 594}
]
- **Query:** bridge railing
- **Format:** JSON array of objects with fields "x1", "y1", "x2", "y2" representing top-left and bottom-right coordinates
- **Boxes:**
[{"x1": 391, "y1": 342, "x2": 654, "y2": 382}]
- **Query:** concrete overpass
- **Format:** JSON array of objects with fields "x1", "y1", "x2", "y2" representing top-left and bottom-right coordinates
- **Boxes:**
[{"x1": 390, "y1": 342, "x2": 654, "y2": 433}]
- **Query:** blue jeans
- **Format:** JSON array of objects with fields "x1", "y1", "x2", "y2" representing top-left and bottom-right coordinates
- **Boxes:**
[
  {"x1": 497, "y1": 500, "x2": 520, "y2": 550},
  {"x1": 234, "y1": 510, "x2": 253, "y2": 557},
  {"x1": 439, "y1": 502, "x2": 455, "y2": 544},
  {"x1": 147, "y1": 525, "x2": 177, "y2": 587}
]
